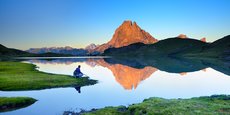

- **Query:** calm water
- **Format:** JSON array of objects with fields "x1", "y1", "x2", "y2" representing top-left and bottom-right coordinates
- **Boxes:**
[{"x1": 1, "y1": 57, "x2": 230, "y2": 115}]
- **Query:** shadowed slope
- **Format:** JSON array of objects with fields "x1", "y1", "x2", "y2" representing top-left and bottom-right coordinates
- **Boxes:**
[{"x1": 104, "y1": 37, "x2": 208, "y2": 57}]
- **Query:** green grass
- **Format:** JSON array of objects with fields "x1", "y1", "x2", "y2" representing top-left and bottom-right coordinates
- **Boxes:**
[
  {"x1": 0, "y1": 97, "x2": 37, "y2": 112},
  {"x1": 0, "y1": 61, "x2": 97, "y2": 91},
  {"x1": 83, "y1": 95, "x2": 230, "y2": 115}
]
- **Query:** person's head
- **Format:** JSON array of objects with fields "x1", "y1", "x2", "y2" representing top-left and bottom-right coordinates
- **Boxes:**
[{"x1": 78, "y1": 65, "x2": 81, "y2": 68}]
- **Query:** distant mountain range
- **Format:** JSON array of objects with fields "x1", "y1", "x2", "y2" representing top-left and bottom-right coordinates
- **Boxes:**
[
  {"x1": 26, "y1": 46, "x2": 88, "y2": 56},
  {"x1": 1, "y1": 20, "x2": 229, "y2": 60},
  {"x1": 26, "y1": 43, "x2": 100, "y2": 56},
  {"x1": 26, "y1": 20, "x2": 157, "y2": 54},
  {"x1": 0, "y1": 44, "x2": 73, "y2": 59},
  {"x1": 24, "y1": 20, "x2": 213, "y2": 56}
]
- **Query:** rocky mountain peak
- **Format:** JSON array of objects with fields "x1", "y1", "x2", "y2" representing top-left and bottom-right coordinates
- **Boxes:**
[
  {"x1": 121, "y1": 20, "x2": 138, "y2": 27},
  {"x1": 85, "y1": 43, "x2": 98, "y2": 53},
  {"x1": 85, "y1": 43, "x2": 97, "y2": 50},
  {"x1": 64, "y1": 46, "x2": 73, "y2": 50},
  {"x1": 94, "y1": 20, "x2": 157, "y2": 52}
]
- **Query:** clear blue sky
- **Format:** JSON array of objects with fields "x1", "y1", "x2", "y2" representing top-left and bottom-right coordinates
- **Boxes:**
[{"x1": 0, "y1": 0, "x2": 230, "y2": 50}]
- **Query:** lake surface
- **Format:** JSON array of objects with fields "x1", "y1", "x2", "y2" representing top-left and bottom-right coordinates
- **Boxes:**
[{"x1": 1, "y1": 57, "x2": 230, "y2": 115}]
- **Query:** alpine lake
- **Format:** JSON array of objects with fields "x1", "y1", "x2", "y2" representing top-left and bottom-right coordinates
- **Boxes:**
[{"x1": 1, "y1": 56, "x2": 230, "y2": 115}]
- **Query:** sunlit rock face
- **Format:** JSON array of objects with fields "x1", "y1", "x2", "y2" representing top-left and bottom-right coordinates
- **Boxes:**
[
  {"x1": 95, "y1": 59, "x2": 157, "y2": 90},
  {"x1": 200, "y1": 37, "x2": 207, "y2": 42},
  {"x1": 177, "y1": 34, "x2": 188, "y2": 39},
  {"x1": 95, "y1": 20, "x2": 157, "y2": 52},
  {"x1": 177, "y1": 35, "x2": 207, "y2": 42}
]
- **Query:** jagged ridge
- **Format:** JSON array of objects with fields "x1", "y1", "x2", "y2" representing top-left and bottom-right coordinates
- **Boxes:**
[{"x1": 95, "y1": 20, "x2": 157, "y2": 52}]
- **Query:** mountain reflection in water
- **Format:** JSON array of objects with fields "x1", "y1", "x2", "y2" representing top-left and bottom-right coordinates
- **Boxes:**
[
  {"x1": 94, "y1": 59, "x2": 157, "y2": 90},
  {"x1": 28, "y1": 57, "x2": 230, "y2": 90}
]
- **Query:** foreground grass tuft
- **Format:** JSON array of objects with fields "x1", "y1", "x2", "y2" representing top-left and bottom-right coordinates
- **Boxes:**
[
  {"x1": 82, "y1": 95, "x2": 230, "y2": 115},
  {"x1": 0, "y1": 97, "x2": 36, "y2": 112},
  {"x1": 0, "y1": 62, "x2": 97, "y2": 91}
]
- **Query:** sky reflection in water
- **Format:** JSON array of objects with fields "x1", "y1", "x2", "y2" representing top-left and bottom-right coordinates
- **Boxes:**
[{"x1": 1, "y1": 57, "x2": 230, "y2": 115}]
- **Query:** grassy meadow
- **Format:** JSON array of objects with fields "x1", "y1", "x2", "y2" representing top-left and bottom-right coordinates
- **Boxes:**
[
  {"x1": 0, "y1": 61, "x2": 97, "y2": 91},
  {"x1": 82, "y1": 95, "x2": 230, "y2": 115}
]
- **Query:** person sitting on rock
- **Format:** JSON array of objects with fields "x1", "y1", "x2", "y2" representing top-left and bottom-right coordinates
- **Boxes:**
[{"x1": 73, "y1": 65, "x2": 83, "y2": 78}]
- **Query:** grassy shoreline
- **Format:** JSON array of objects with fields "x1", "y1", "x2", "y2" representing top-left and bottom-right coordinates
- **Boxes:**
[
  {"x1": 0, "y1": 61, "x2": 97, "y2": 91},
  {"x1": 0, "y1": 97, "x2": 37, "y2": 112},
  {"x1": 77, "y1": 95, "x2": 230, "y2": 115}
]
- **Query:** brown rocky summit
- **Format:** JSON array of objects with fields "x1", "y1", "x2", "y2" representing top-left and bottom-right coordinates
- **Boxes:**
[{"x1": 95, "y1": 20, "x2": 157, "y2": 52}]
